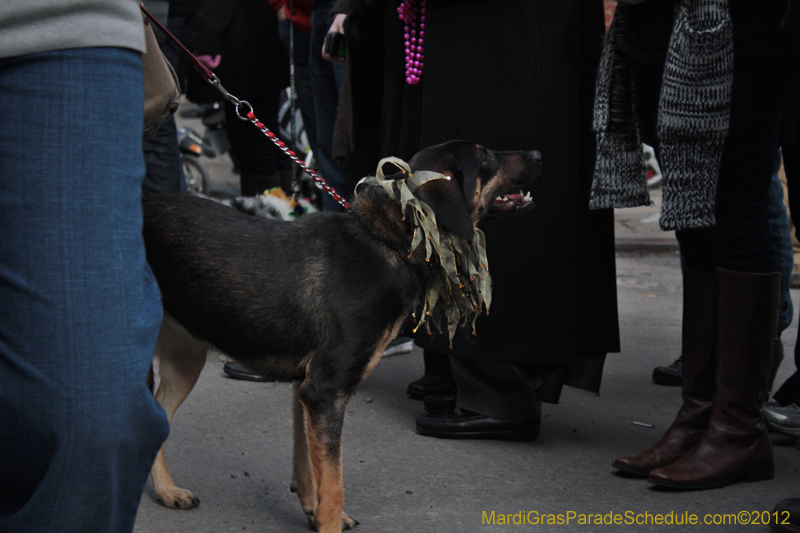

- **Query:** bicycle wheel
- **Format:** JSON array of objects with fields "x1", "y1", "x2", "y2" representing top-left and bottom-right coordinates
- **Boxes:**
[{"x1": 182, "y1": 155, "x2": 209, "y2": 195}]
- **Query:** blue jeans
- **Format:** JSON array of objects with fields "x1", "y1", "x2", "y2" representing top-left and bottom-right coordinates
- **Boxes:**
[
  {"x1": 142, "y1": 115, "x2": 186, "y2": 196},
  {"x1": 310, "y1": 0, "x2": 347, "y2": 211},
  {"x1": 769, "y1": 152, "x2": 794, "y2": 332},
  {"x1": 142, "y1": 14, "x2": 187, "y2": 197},
  {"x1": 0, "y1": 48, "x2": 169, "y2": 532}
]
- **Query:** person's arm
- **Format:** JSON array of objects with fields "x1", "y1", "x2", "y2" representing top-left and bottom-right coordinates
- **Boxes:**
[{"x1": 331, "y1": 0, "x2": 351, "y2": 17}]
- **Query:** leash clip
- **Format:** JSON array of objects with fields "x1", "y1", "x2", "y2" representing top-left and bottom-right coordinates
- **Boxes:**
[{"x1": 207, "y1": 74, "x2": 252, "y2": 119}]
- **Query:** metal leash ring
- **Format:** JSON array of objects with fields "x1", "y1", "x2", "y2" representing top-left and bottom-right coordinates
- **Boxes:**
[{"x1": 234, "y1": 100, "x2": 253, "y2": 121}]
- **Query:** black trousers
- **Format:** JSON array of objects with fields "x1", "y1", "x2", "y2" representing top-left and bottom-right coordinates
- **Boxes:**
[{"x1": 430, "y1": 351, "x2": 607, "y2": 418}]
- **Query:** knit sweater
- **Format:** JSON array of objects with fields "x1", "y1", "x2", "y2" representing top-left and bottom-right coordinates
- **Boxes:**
[
  {"x1": 0, "y1": 0, "x2": 145, "y2": 60},
  {"x1": 590, "y1": 0, "x2": 734, "y2": 231}
]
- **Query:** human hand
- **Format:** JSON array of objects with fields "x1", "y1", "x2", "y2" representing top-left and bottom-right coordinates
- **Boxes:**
[
  {"x1": 196, "y1": 54, "x2": 221, "y2": 69},
  {"x1": 322, "y1": 13, "x2": 347, "y2": 64}
]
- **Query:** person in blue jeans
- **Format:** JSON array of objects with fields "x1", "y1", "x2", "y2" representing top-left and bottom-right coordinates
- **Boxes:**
[
  {"x1": 766, "y1": 152, "x2": 795, "y2": 389},
  {"x1": 0, "y1": 2, "x2": 170, "y2": 531},
  {"x1": 141, "y1": 0, "x2": 188, "y2": 198},
  {"x1": 141, "y1": 0, "x2": 190, "y2": 198}
]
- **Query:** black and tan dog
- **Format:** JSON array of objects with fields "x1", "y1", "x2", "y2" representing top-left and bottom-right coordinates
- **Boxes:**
[{"x1": 142, "y1": 140, "x2": 541, "y2": 533}]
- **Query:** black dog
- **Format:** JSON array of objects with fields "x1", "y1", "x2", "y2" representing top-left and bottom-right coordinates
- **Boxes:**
[{"x1": 142, "y1": 140, "x2": 540, "y2": 533}]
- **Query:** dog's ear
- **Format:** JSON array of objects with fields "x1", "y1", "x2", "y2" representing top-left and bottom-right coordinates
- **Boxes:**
[
  {"x1": 378, "y1": 160, "x2": 409, "y2": 182},
  {"x1": 416, "y1": 177, "x2": 475, "y2": 241}
]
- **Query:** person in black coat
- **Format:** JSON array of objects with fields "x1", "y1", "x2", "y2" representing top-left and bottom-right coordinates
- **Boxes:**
[
  {"x1": 186, "y1": 0, "x2": 291, "y2": 195},
  {"x1": 332, "y1": 0, "x2": 620, "y2": 440}
]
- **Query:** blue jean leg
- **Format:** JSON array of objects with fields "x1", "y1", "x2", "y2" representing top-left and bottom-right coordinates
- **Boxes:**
[
  {"x1": 769, "y1": 151, "x2": 794, "y2": 332},
  {"x1": 310, "y1": 0, "x2": 347, "y2": 211},
  {"x1": 142, "y1": 115, "x2": 186, "y2": 196},
  {"x1": 0, "y1": 48, "x2": 169, "y2": 532},
  {"x1": 142, "y1": 14, "x2": 186, "y2": 197}
]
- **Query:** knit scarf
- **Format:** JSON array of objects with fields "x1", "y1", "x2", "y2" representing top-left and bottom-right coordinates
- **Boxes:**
[
  {"x1": 589, "y1": 0, "x2": 734, "y2": 231},
  {"x1": 355, "y1": 157, "x2": 492, "y2": 347}
]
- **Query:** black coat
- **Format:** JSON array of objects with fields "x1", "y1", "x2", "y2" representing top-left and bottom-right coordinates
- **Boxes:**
[
  {"x1": 184, "y1": 0, "x2": 289, "y2": 103},
  {"x1": 406, "y1": 0, "x2": 620, "y2": 368},
  {"x1": 339, "y1": 0, "x2": 620, "y2": 377}
]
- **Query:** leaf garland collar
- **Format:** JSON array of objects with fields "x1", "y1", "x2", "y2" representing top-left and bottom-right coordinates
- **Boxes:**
[{"x1": 355, "y1": 157, "x2": 492, "y2": 347}]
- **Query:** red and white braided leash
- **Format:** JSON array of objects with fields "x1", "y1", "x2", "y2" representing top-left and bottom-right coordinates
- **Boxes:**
[{"x1": 140, "y1": 3, "x2": 351, "y2": 211}]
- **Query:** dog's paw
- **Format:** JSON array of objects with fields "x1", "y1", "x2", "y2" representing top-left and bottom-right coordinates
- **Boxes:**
[
  {"x1": 305, "y1": 509, "x2": 359, "y2": 531},
  {"x1": 305, "y1": 510, "x2": 359, "y2": 531},
  {"x1": 342, "y1": 511, "x2": 360, "y2": 530},
  {"x1": 304, "y1": 509, "x2": 316, "y2": 531},
  {"x1": 155, "y1": 487, "x2": 200, "y2": 510}
]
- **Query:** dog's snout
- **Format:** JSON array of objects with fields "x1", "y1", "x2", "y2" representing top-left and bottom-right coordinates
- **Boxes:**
[{"x1": 524, "y1": 150, "x2": 543, "y2": 180}]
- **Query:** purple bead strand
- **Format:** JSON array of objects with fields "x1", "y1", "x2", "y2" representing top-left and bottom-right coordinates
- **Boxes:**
[{"x1": 398, "y1": 0, "x2": 426, "y2": 85}]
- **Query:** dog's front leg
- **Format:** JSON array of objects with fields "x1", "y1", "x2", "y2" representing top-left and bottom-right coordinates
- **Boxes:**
[{"x1": 297, "y1": 380, "x2": 358, "y2": 532}]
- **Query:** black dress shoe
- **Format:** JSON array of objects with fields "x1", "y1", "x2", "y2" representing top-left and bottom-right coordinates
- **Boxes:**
[
  {"x1": 223, "y1": 361, "x2": 269, "y2": 382},
  {"x1": 423, "y1": 393, "x2": 457, "y2": 414},
  {"x1": 771, "y1": 497, "x2": 800, "y2": 533},
  {"x1": 406, "y1": 373, "x2": 457, "y2": 400},
  {"x1": 652, "y1": 356, "x2": 682, "y2": 386},
  {"x1": 416, "y1": 408, "x2": 540, "y2": 441}
]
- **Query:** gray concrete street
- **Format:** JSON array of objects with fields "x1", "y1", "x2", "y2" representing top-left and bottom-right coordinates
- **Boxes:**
[{"x1": 134, "y1": 113, "x2": 799, "y2": 532}]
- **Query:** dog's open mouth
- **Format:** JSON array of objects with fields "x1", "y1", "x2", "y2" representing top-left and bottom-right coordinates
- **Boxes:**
[{"x1": 492, "y1": 190, "x2": 533, "y2": 213}]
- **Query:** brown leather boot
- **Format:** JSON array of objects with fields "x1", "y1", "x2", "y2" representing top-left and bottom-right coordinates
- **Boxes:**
[
  {"x1": 648, "y1": 268, "x2": 779, "y2": 489},
  {"x1": 612, "y1": 266, "x2": 716, "y2": 476}
]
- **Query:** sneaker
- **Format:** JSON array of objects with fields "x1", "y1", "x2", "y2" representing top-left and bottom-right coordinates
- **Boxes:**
[
  {"x1": 383, "y1": 336, "x2": 413, "y2": 356},
  {"x1": 763, "y1": 401, "x2": 800, "y2": 437},
  {"x1": 652, "y1": 356, "x2": 682, "y2": 386}
]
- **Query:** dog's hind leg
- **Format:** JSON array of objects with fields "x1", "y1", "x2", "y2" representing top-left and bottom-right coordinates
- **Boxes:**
[
  {"x1": 291, "y1": 379, "x2": 319, "y2": 528},
  {"x1": 296, "y1": 378, "x2": 359, "y2": 533},
  {"x1": 150, "y1": 313, "x2": 208, "y2": 510}
]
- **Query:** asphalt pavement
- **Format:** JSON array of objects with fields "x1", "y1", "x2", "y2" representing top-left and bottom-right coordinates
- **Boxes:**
[{"x1": 133, "y1": 115, "x2": 798, "y2": 532}]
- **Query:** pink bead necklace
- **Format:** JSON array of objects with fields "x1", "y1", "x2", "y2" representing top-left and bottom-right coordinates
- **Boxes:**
[{"x1": 398, "y1": 0, "x2": 426, "y2": 85}]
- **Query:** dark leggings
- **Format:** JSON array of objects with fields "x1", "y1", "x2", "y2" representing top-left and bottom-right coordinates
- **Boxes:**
[{"x1": 633, "y1": 54, "x2": 799, "y2": 274}]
